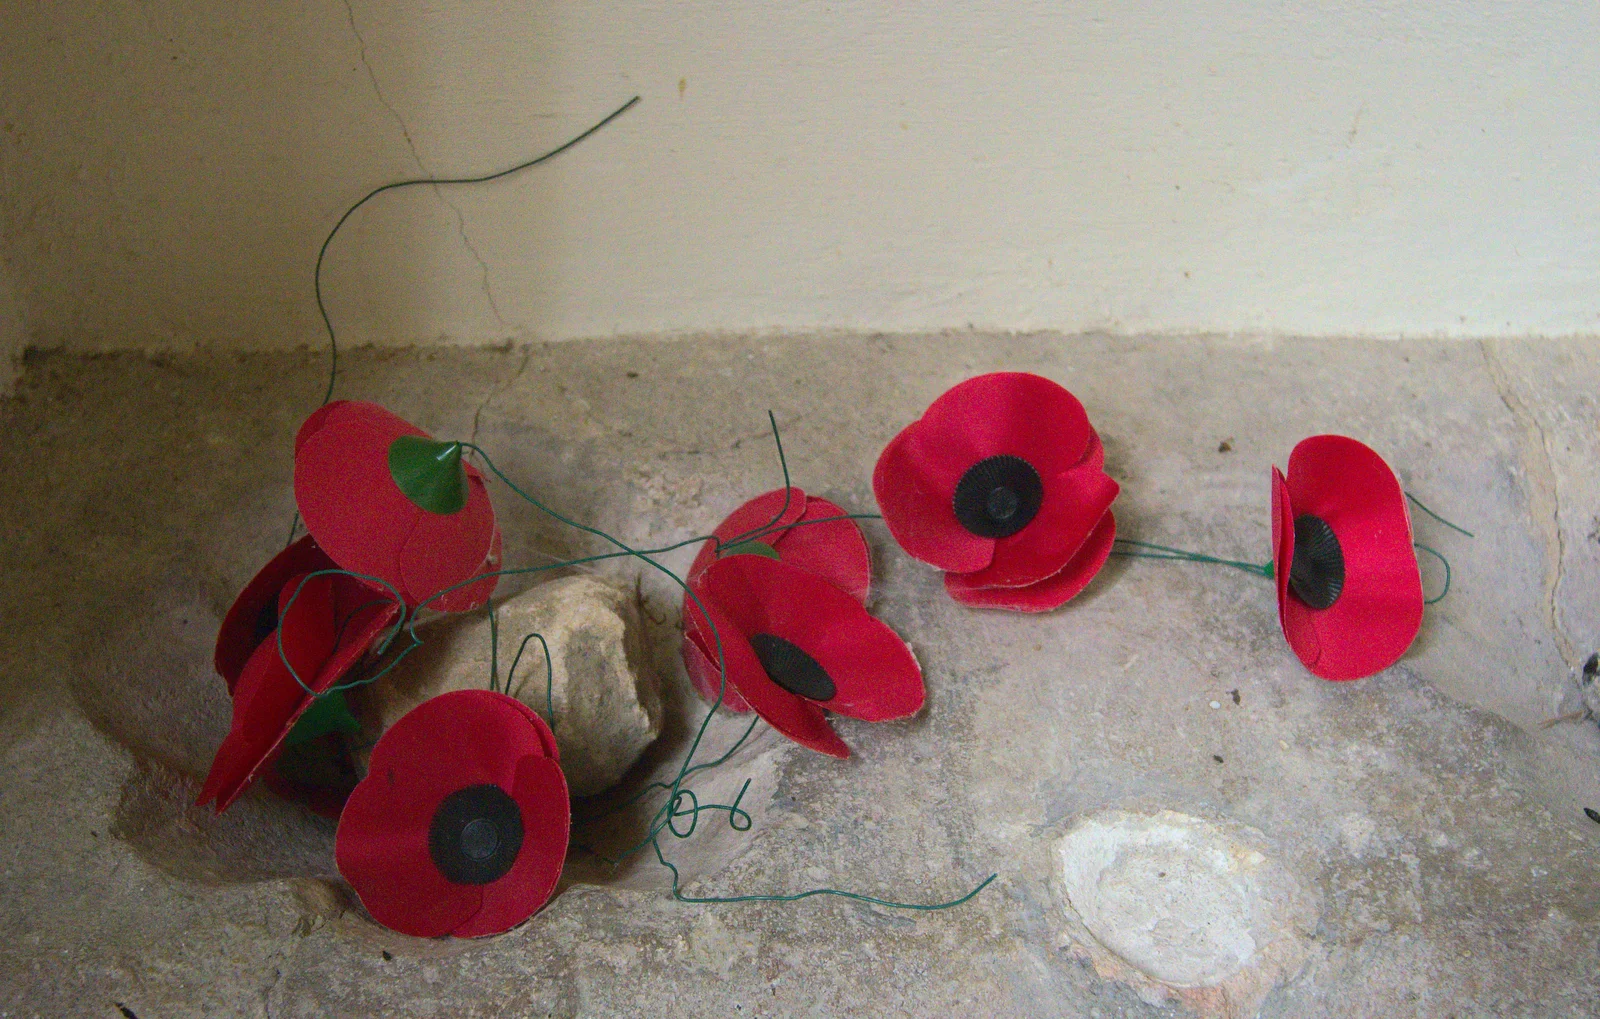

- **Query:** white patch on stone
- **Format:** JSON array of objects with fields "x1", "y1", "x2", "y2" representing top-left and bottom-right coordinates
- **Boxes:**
[{"x1": 1055, "y1": 809, "x2": 1319, "y2": 1019}]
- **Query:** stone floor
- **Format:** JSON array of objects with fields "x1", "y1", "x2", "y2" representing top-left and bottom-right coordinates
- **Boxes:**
[{"x1": 2, "y1": 334, "x2": 1598, "y2": 1018}]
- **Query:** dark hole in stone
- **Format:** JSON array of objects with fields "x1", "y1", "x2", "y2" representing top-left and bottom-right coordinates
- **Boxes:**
[
  {"x1": 952, "y1": 455, "x2": 1043, "y2": 538},
  {"x1": 1289, "y1": 515, "x2": 1345, "y2": 609},
  {"x1": 428, "y1": 784, "x2": 524, "y2": 885},
  {"x1": 749, "y1": 634, "x2": 836, "y2": 701},
  {"x1": 1213, "y1": 755, "x2": 1225, "y2": 764}
]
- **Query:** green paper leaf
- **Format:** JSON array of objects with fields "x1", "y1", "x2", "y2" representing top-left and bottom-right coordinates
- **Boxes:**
[
  {"x1": 388, "y1": 435, "x2": 469, "y2": 515},
  {"x1": 720, "y1": 540, "x2": 780, "y2": 561},
  {"x1": 285, "y1": 688, "x2": 361, "y2": 748}
]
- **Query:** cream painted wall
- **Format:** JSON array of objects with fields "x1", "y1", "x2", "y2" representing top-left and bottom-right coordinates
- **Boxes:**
[{"x1": 2, "y1": 1, "x2": 1597, "y2": 361}]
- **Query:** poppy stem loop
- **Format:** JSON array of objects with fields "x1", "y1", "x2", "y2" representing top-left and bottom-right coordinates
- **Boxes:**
[
  {"x1": 667, "y1": 789, "x2": 701, "y2": 839},
  {"x1": 504, "y1": 631, "x2": 556, "y2": 724},
  {"x1": 1415, "y1": 542, "x2": 1453, "y2": 604}
]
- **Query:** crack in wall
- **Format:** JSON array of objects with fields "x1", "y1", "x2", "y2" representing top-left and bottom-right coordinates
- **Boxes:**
[
  {"x1": 341, "y1": 0, "x2": 508, "y2": 334},
  {"x1": 470, "y1": 345, "x2": 533, "y2": 447},
  {"x1": 1479, "y1": 340, "x2": 1579, "y2": 669}
]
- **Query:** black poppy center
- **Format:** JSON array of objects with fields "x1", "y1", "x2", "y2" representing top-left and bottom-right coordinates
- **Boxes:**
[
  {"x1": 749, "y1": 634, "x2": 836, "y2": 702},
  {"x1": 429, "y1": 784, "x2": 524, "y2": 885},
  {"x1": 1289, "y1": 515, "x2": 1345, "y2": 610},
  {"x1": 953, "y1": 455, "x2": 1043, "y2": 538}
]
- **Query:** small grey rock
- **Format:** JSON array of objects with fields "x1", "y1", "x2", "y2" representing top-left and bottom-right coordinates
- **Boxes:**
[{"x1": 359, "y1": 575, "x2": 662, "y2": 797}]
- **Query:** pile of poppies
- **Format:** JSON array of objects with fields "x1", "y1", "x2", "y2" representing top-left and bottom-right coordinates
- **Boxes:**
[
  {"x1": 202, "y1": 372, "x2": 1440, "y2": 940},
  {"x1": 202, "y1": 401, "x2": 568, "y2": 938}
]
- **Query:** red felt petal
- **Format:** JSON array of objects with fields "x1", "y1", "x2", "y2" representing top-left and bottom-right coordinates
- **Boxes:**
[
  {"x1": 913, "y1": 372, "x2": 1093, "y2": 480},
  {"x1": 498, "y1": 691, "x2": 561, "y2": 761},
  {"x1": 873, "y1": 427, "x2": 995, "y2": 573},
  {"x1": 687, "y1": 488, "x2": 810, "y2": 582},
  {"x1": 454, "y1": 754, "x2": 570, "y2": 938},
  {"x1": 1080, "y1": 429, "x2": 1106, "y2": 471},
  {"x1": 691, "y1": 582, "x2": 848, "y2": 757},
  {"x1": 293, "y1": 400, "x2": 345, "y2": 454},
  {"x1": 399, "y1": 471, "x2": 498, "y2": 608},
  {"x1": 335, "y1": 769, "x2": 485, "y2": 938},
  {"x1": 1279, "y1": 436, "x2": 1423, "y2": 681},
  {"x1": 366, "y1": 691, "x2": 555, "y2": 810},
  {"x1": 957, "y1": 465, "x2": 1120, "y2": 588},
  {"x1": 214, "y1": 535, "x2": 339, "y2": 691},
  {"x1": 428, "y1": 525, "x2": 503, "y2": 614},
  {"x1": 681, "y1": 625, "x2": 754, "y2": 713},
  {"x1": 294, "y1": 402, "x2": 424, "y2": 595},
  {"x1": 945, "y1": 511, "x2": 1117, "y2": 611},
  {"x1": 769, "y1": 495, "x2": 872, "y2": 603},
  {"x1": 1270, "y1": 466, "x2": 1312, "y2": 664},
  {"x1": 700, "y1": 557, "x2": 925, "y2": 724},
  {"x1": 198, "y1": 574, "x2": 339, "y2": 810}
]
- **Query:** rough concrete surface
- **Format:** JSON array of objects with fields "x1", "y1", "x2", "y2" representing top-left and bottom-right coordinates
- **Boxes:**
[{"x1": 1, "y1": 334, "x2": 1598, "y2": 1018}]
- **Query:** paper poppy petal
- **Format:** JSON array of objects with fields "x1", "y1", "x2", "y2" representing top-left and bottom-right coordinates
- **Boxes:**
[
  {"x1": 686, "y1": 487, "x2": 811, "y2": 582},
  {"x1": 335, "y1": 770, "x2": 486, "y2": 938},
  {"x1": 681, "y1": 624, "x2": 754, "y2": 713},
  {"x1": 365, "y1": 690, "x2": 557, "y2": 811},
  {"x1": 691, "y1": 585, "x2": 848, "y2": 757},
  {"x1": 198, "y1": 574, "x2": 338, "y2": 810},
  {"x1": 293, "y1": 400, "x2": 344, "y2": 454},
  {"x1": 453, "y1": 754, "x2": 570, "y2": 938},
  {"x1": 945, "y1": 511, "x2": 1117, "y2": 611},
  {"x1": 1080, "y1": 429, "x2": 1105, "y2": 471},
  {"x1": 294, "y1": 403, "x2": 423, "y2": 595},
  {"x1": 700, "y1": 557, "x2": 925, "y2": 724},
  {"x1": 1278, "y1": 436, "x2": 1422, "y2": 681},
  {"x1": 499, "y1": 690, "x2": 561, "y2": 761},
  {"x1": 912, "y1": 372, "x2": 1093, "y2": 480},
  {"x1": 214, "y1": 536, "x2": 338, "y2": 691},
  {"x1": 957, "y1": 465, "x2": 1120, "y2": 588},
  {"x1": 417, "y1": 519, "x2": 502, "y2": 614},
  {"x1": 873, "y1": 428, "x2": 995, "y2": 574},
  {"x1": 769, "y1": 495, "x2": 872, "y2": 603},
  {"x1": 1270, "y1": 467, "x2": 1313, "y2": 663}
]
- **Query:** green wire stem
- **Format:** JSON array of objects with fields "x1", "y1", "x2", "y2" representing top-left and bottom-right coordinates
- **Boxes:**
[
  {"x1": 1111, "y1": 538, "x2": 1274, "y2": 578},
  {"x1": 1406, "y1": 492, "x2": 1475, "y2": 538},
  {"x1": 505, "y1": 631, "x2": 555, "y2": 724},
  {"x1": 1414, "y1": 542, "x2": 1453, "y2": 604}
]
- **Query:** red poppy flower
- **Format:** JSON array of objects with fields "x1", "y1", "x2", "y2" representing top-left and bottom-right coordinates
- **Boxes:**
[
  {"x1": 294, "y1": 400, "x2": 499, "y2": 610},
  {"x1": 681, "y1": 488, "x2": 871, "y2": 711},
  {"x1": 199, "y1": 536, "x2": 401, "y2": 811},
  {"x1": 688, "y1": 555, "x2": 924, "y2": 758},
  {"x1": 335, "y1": 690, "x2": 569, "y2": 938},
  {"x1": 1271, "y1": 435, "x2": 1423, "y2": 681},
  {"x1": 873, "y1": 373, "x2": 1119, "y2": 611}
]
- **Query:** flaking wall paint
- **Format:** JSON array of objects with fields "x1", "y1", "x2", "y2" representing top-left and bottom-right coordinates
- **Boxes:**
[{"x1": 1, "y1": 0, "x2": 1597, "y2": 364}]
